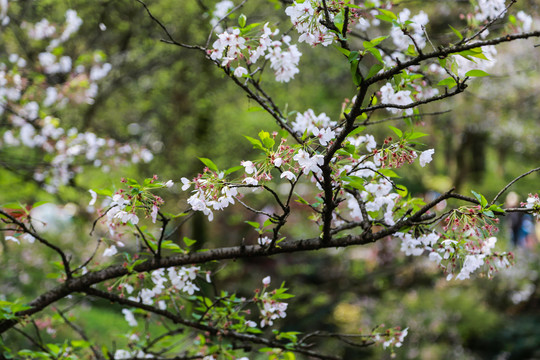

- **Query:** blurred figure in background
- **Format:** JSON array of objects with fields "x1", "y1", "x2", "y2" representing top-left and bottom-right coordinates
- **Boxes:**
[{"x1": 505, "y1": 192, "x2": 537, "y2": 248}]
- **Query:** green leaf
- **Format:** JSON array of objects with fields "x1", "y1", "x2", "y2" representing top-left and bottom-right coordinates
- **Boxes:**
[
  {"x1": 245, "y1": 221, "x2": 260, "y2": 229},
  {"x1": 375, "y1": 14, "x2": 395, "y2": 23},
  {"x1": 295, "y1": 193, "x2": 309, "y2": 205},
  {"x1": 198, "y1": 157, "x2": 219, "y2": 172},
  {"x1": 465, "y1": 69, "x2": 490, "y2": 77},
  {"x1": 366, "y1": 63, "x2": 384, "y2": 79},
  {"x1": 0, "y1": 202, "x2": 23, "y2": 210},
  {"x1": 378, "y1": 8, "x2": 397, "y2": 20},
  {"x1": 406, "y1": 131, "x2": 428, "y2": 140},
  {"x1": 94, "y1": 189, "x2": 113, "y2": 196},
  {"x1": 471, "y1": 190, "x2": 488, "y2": 207},
  {"x1": 378, "y1": 169, "x2": 400, "y2": 178},
  {"x1": 258, "y1": 130, "x2": 275, "y2": 148},
  {"x1": 487, "y1": 204, "x2": 505, "y2": 213},
  {"x1": 46, "y1": 344, "x2": 61, "y2": 355},
  {"x1": 438, "y1": 58, "x2": 447, "y2": 69},
  {"x1": 71, "y1": 340, "x2": 90, "y2": 348},
  {"x1": 451, "y1": 61, "x2": 459, "y2": 76},
  {"x1": 334, "y1": 46, "x2": 350, "y2": 57},
  {"x1": 406, "y1": 44, "x2": 418, "y2": 57},
  {"x1": 449, "y1": 25, "x2": 463, "y2": 40},
  {"x1": 366, "y1": 47, "x2": 383, "y2": 63},
  {"x1": 247, "y1": 106, "x2": 264, "y2": 112},
  {"x1": 388, "y1": 125, "x2": 402, "y2": 138},
  {"x1": 238, "y1": 14, "x2": 247, "y2": 28},
  {"x1": 437, "y1": 77, "x2": 457, "y2": 88},
  {"x1": 263, "y1": 218, "x2": 274, "y2": 228},
  {"x1": 126, "y1": 178, "x2": 139, "y2": 187},
  {"x1": 370, "y1": 35, "x2": 388, "y2": 46},
  {"x1": 224, "y1": 165, "x2": 243, "y2": 175},
  {"x1": 334, "y1": 10, "x2": 345, "y2": 33},
  {"x1": 348, "y1": 126, "x2": 366, "y2": 138},
  {"x1": 244, "y1": 135, "x2": 265, "y2": 150},
  {"x1": 183, "y1": 237, "x2": 197, "y2": 247},
  {"x1": 396, "y1": 185, "x2": 408, "y2": 197}
]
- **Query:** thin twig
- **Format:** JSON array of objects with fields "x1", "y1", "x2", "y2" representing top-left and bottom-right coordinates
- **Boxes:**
[{"x1": 490, "y1": 167, "x2": 540, "y2": 206}]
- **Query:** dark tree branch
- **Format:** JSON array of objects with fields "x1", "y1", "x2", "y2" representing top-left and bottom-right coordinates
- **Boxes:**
[{"x1": 84, "y1": 288, "x2": 340, "y2": 360}]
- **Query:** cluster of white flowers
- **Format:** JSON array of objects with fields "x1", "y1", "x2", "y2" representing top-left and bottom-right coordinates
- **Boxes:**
[
  {"x1": 25, "y1": 18, "x2": 56, "y2": 40},
  {"x1": 516, "y1": 11, "x2": 533, "y2": 32},
  {"x1": 48, "y1": 9, "x2": 83, "y2": 50},
  {"x1": 382, "y1": 327, "x2": 408, "y2": 349},
  {"x1": 291, "y1": 109, "x2": 336, "y2": 135},
  {"x1": 183, "y1": 176, "x2": 238, "y2": 221},
  {"x1": 265, "y1": 36, "x2": 302, "y2": 83},
  {"x1": 379, "y1": 83, "x2": 414, "y2": 115},
  {"x1": 285, "y1": 1, "x2": 334, "y2": 46},
  {"x1": 0, "y1": 12, "x2": 152, "y2": 192},
  {"x1": 105, "y1": 193, "x2": 139, "y2": 227},
  {"x1": 290, "y1": 108, "x2": 337, "y2": 145},
  {"x1": 345, "y1": 177, "x2": 399, "y2": 226},
  {"x1": 260, "y1": 294, "x2": 288, "y2": 327},
  {"x1": 399, "y1": 231, "x2": 511, "y2": 281},
  {"x1": 475, "y1": 0, "x2": 507, "y2": 22},
  {"x1": 259, "y1": 277, "x2": 288, "y2": 327},
  {"x1": 114, "y1": 350, "x2": 154, "y2": 359},
  {"x1": 126, "y1": 266, "x2": 205, "y2": 308},
  {"x1": 5, "y1": 233, "x2": 35, "y2": 245},
  {"x1": 398, "y1": 232, "x2": 440, "y2": 256},
  {"x1": 210, "y1": 23, "x2": 302, "y2": 83},
  {"x1": 293, "y1": 149, "x2": 324, "y2": 176},
  {"x1": 390, "y1": 9, "x2": 429, "y2": 52},
  {"x1": 210, "y1": 28, "x2": 246, "y2": 66}
]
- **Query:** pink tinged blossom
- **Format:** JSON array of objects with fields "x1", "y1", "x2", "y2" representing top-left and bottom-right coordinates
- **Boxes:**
[
  {"x1": 180, "y1": 177, "x2": 190, "y2": 191},
  {"x1": 419, "y1": 149, "x2": 434, "y2": 167},
  {"x1": 243, "y1": 177, "x2": 259, "y2": 186},
  {"x1": 266, "y1": 43, "x2": 302, "y2": 83},
  {"x1": 258, "y1": 236, "x2": 272, "y2": 246},
  {"x1": 262, "y1": 276, "x2": 271, "y2": 286},
  {"x1": 241, "y1": 160, "x2": 257, "y2": 174},
  {"x1": 280, "y1": 171, "x2": 296, "y2": 181},
  {"x1": 395, "y1": 328, "x2": 408, "y2": 347},
  {"x1": 182, "y1": 282, "x2": 200, "y2": 295},
  {"x1": 151, "y1": 205, "x2": 159, "y2": 223},
  {"x1": 103, "y1": 245, "x2": 118, "y2": 257},
  {"x1": 293, "y1": 149, "x2": 323, "y2": 175},
  {"x1": 429, "y1": 251, "x2": 443, "y2": 264},
  {"x1": 246, "y1": 320, "x2": 257, "y2": 328},
  {"x1": 234, "y1": 66, "x2": 248, "y2": 77},
  {"x1": 88, "y1": 189, "x2": 97, "y2": 206},
  {"x1": 312, "y1": 127, "x2": 335, "y2": 146},
  {"x1": 273, "y1": 157, "x2": 283, "y2": 167}
]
